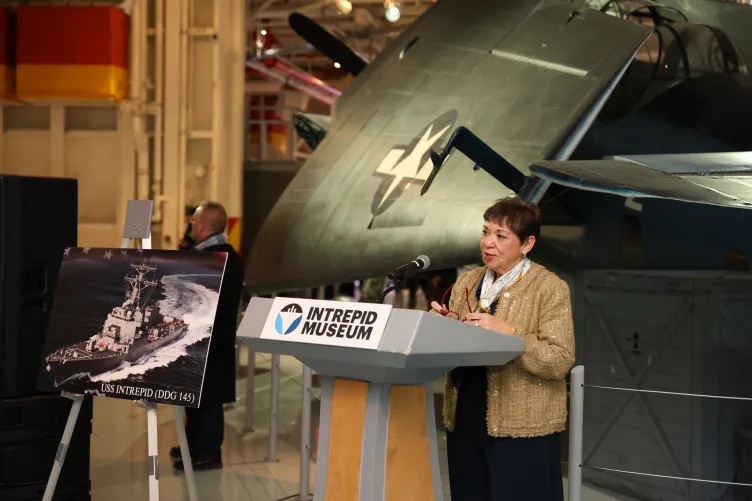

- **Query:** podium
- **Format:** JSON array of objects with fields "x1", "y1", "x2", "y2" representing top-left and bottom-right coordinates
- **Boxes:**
[{"x1": 236, "y1": 297, "x2": 525, "y2": 501}]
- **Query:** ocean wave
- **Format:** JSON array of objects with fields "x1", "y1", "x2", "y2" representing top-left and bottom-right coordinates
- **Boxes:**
[{"x1": 90, "y1": 274, "x2": 219, "y2": 383}]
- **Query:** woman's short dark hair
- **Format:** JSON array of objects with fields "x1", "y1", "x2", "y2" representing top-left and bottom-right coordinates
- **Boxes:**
[{"x1": 483, "y1": 196, "x2": 541, "y2": 242}]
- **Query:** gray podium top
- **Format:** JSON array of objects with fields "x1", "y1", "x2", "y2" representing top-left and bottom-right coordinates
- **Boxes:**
[{"x1": 237, "y1": 297, "x2": 525, "y2": 384}]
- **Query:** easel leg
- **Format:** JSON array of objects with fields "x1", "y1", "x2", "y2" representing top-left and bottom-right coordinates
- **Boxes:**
[
  {"x1": 42, "y1": 393, "x2": 85, "y2": 501},
  {"x1": 173, "y1": 406, "x2": 199, "y2": 501},
  {"x1": 145, "y1": 403, "x2": 160, "y2": 501}
]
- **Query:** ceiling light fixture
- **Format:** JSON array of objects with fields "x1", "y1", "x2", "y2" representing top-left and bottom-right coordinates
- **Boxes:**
[
  {"x1": 334, "y1": 62, "x2": 342, "y2": 69},
  {"x1": 384, "y1": 0, "x2": 401, "y2": 22},
  {"x1": 335, "y1": 0, "x2": 353, "y2": 14}
]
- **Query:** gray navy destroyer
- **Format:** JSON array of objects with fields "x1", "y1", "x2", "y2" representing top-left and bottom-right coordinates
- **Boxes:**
[{"x1": 45, "y1": 262, "x2": 188, "y2": 385}]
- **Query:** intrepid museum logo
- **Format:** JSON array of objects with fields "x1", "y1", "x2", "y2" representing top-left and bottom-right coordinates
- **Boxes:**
[
  {"x1": 370, "y1": 109, "x2": 458, "y2": 217},
  {"x1": 299, "y1": 305, "x2": 379, "y2": 341},
  {"x1": 274, "y1": 302, "x2": 379, "y2": 340},
  {"x1": 261, "y1": 298, "x2": 392, "y2": 350},
  {"x1": 275, "y1": 303, "x2": 304, "y2": 335}
]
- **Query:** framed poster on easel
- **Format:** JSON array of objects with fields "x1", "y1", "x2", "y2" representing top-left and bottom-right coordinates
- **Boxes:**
[{"x1": 38, "y1": 200, "x2": 229, "y2": 501}]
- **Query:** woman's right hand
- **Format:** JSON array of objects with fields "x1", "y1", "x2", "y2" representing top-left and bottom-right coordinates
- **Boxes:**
[{"x1": 430, "y1": 301, "x2": 448, "y2": 316}]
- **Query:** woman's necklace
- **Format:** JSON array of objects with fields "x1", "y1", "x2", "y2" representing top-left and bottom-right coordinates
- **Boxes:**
[{"x1": 477, "y1": 258, "x2": 531, "y2": 313}]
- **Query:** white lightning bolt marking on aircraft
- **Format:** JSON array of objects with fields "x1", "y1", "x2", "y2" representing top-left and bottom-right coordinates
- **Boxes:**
[{"x1": 374, "y1": 123, "x2": 452, "y2": 208}]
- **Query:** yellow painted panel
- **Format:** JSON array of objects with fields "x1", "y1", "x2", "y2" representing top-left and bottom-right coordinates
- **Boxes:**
[
  {"x1": 227, "y1": 217, "x2": 242, "y2": 254},
  {"x1": 325, "y1": 378, "x2": 368, "y2": 501},
  {"x1": 386, "y1": 385, "x2": 435, "y2": 501},
  {"x1": 0, "y1": 65, "x2": 15, "y2": 97},
  {"x1": 17, "y1": 64, "x2": 128, "y2": 101}
]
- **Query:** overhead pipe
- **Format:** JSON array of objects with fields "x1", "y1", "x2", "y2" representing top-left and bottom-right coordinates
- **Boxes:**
[
  {"x1": 246, "y1": 59, "x2": 340, "y2": 106},
  {"x1": 248, "y1": 27, "x2": 341, "y2": 105},
  {"x1": 265, "y1": 57, "x2": 342, "y2": 97},
  {"x1": 254, "y1": 29, "x2": 338, "y2": 81},
  {"x1": 252, "y1": 25, "x2": 329, "y2": 60}
]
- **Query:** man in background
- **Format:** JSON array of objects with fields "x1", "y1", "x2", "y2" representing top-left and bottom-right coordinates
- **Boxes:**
[
  {"x1": 172, "y1": 201, "x2": 244, "y2": 471},
  {"x1": 178, "y1": 206, "x2": 198, "y2": 250}
]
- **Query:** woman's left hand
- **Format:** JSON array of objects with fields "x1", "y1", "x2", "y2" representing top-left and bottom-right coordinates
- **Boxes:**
[{"x1": 465, "y1": 312, "x2": 516, "y2": 336}]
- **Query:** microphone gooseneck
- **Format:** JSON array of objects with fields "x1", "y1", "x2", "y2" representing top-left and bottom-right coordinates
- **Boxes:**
[
  {"x1": 377, "y1": 255, "x2": 431, "y2": 304},
  {"x1": 386, "y1": 255, "x2": 431, "y2": 281}
]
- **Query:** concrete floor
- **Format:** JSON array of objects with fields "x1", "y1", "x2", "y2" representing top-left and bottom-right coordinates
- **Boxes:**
[{"x1": 83, "y1": 349, "x2": 635, "y2": 501}]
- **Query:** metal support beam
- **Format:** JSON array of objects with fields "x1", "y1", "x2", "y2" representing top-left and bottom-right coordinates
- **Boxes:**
[
  {"x1": 244, "y1": 346, "x2": 257, "y2": 433},
  {"x1": 266, "y1": 353, "x2": 280, "y2": 462},
  {"x1": 299, "y1": 365, "x2": 313, "y2": 500},
  {"x1": 162, "y1": 0, "x2": 184, "y2": 248}
]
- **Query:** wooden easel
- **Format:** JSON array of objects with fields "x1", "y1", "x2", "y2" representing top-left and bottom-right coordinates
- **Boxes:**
[{"x1": 42, "y1": 200, "x2": 199, "y2": 501}]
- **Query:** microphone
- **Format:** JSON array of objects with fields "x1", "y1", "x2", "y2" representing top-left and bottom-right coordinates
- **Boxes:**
[{"x1": 387, "y1": 255, "x2": 431, "y2": 281}]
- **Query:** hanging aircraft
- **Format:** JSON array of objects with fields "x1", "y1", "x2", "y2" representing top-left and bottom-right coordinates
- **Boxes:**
[
  {"x1": 244, "y1": 1, "x2": 752, "y2": 500},
  {"x1": 246, "y1": 0, "x2": 752, "y2": 293}
]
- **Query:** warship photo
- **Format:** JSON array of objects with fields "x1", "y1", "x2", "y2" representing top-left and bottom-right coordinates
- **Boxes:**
[{"x1": 45, "y1": 262, "x2": 189, "y2": 385}]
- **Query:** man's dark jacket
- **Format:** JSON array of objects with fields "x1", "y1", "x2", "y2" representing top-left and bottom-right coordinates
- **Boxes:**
[{"x1": 198, "y1": 241, "x2": 243, "y2": 406}]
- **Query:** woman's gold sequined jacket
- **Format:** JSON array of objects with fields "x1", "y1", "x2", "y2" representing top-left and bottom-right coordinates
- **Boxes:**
[{"x1": 442, "y1": 262, "x2": 575, "y2": 438}]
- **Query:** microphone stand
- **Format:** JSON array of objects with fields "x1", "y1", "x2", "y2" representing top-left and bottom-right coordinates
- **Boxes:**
[
  {"x1": 375, "y1": 278, "x2": 406, "y2": 305},
  {"x1": 376, "y1": 259, "x2": 426, "y2": 304}
]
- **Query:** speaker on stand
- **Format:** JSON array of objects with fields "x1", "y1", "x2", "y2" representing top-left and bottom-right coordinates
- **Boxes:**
[{"x1": 0, "y1": 175, "x2": 92, "y2": 501}]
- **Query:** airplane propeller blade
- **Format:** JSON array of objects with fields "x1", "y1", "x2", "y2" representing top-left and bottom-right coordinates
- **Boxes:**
[
  {"x1": 288, "y1": 12, "x2": 368, "y2": 76},
  {"x1": 421, "y1": 126, "x2": 528, "y2": 196}
]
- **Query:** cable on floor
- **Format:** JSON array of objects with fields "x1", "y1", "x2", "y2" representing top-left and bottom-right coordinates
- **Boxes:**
[{"x1": 275, "y1": 494, "x2": 301, "y2": 501}]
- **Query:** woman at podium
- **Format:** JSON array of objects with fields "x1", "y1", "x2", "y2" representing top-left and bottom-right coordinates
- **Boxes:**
[{"x1": 430, "y1": 196, "x2": 575, "y2": 501}]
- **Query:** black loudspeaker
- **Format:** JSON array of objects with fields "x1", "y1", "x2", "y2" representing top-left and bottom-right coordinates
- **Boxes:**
[
  {"x1": 0, "y1": 480, "x2": 90, "y2": 501},
  {"x1": 0, "y1": 175, "x2": 78, "y2": 398},
  {"x1": 0, "y1": 394, "x2": 92, "y2": 489}
]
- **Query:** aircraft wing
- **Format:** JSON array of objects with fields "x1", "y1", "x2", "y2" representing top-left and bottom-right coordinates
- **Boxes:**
[
  {"x1": 529, "y1": 152, "x2": 752, "y2": 208},
  {"x1": 245, "y1": 0, "x2": 652, "y2": 293}
]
